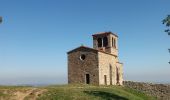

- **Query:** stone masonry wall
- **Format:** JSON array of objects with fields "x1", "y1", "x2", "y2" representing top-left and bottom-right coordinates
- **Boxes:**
[
  {"x1": 123, "y1": 81, "x2": 170, "y2": 100},
  {"x1": 68, "y1": 48, "x2": 99, "y2": 85},
  {"x1": 98, "y1": 52, "x2": 123, "y2": 85},
  {"x1": 98, "y1": 52, "x2": 116, "y2": 85}
]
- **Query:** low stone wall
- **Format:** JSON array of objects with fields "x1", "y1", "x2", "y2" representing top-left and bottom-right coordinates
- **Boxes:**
[{"x1": 123, "y1": 81, "x2": 170, "y2": 100}]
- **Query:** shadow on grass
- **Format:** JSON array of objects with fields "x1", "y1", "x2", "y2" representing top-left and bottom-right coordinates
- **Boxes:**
[{"x1": 84, "y1": 91, "x2": 128, "y2": 100}]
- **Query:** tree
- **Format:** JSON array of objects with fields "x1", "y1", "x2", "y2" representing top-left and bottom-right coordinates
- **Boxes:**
[
  {"x1": 162, "y1": 15, "x2": 170, "y2": 35},
  {"x1": 162, "y1": 15, "x2": 170, "y2": 64},
  {"x1": 0, "y1": 16, "x2": 2, "y2": 23}
]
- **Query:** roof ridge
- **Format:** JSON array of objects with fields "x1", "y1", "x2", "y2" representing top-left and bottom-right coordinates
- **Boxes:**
[
  {"x1": 67, "y1": 46, "x2": 117, "y2": 57},
  {"x1": 92, "y1": 31, "x2": 118, "y2": 37}
]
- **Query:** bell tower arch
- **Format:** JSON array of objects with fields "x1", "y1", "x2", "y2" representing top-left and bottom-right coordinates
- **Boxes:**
[{"x1": 92, "y1": 32, "x2": 118, "y2": 56}]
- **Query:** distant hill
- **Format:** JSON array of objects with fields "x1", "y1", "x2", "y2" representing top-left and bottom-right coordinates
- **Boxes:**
[{"x1": 0, "y1": 84, "x2": 156, "y2": 100}]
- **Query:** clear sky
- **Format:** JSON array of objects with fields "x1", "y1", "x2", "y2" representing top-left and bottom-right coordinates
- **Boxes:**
[{"x1": 0, "y1": 0, "x2": 170, "y2": 85}]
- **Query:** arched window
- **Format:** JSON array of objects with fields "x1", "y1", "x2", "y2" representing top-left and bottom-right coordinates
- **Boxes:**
[
  {"x1": 114, "y1": 39, "x2": 116, "y2": 48},
  {"x1": 103, "y1": 37, "x2": 108, "y2": 47},
  {"x1": 97, "y1": 38, "x2": 102, "y2": 47},
  {"x1": 112, "y1": 37, "x2": 116, "y2": 48}
]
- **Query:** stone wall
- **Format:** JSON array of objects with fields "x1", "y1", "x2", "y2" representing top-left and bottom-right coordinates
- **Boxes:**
[
  {"x1": 116, "y1": 62, "x2": 123, "y2": 85},
  {"x1": 68, "y1": 47, "x2": 99, "y2": 85},
  {"x1": 123, "y1": 81, "x2": 170, "y2": 100},
  {"x1": 98, "y1": 52, "x2": 123, "y2": 85},
  {"x1": 98, "y1": 52, "x2": 117, "y2": 85}
]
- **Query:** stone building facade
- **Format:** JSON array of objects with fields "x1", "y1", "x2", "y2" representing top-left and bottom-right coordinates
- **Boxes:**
[{"x1": 67, "y1": 32, "x2": 123, "y2": 85}]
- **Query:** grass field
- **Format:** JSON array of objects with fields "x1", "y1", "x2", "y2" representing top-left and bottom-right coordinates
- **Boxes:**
[{"x1": 0, "y1": 84, "x2": 156, "y2": 100}]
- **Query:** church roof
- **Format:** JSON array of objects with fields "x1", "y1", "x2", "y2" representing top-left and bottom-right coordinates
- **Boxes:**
[
  {"x1": 67, "y1": 46, "x2": 117, "y2": 57},
  {"x1": 92, "y1": 31, "x2": 118, "y2": 37}
]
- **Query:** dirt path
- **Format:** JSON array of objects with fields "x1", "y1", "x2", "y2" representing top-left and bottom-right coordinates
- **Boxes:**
[{"x1": 12, "y1": 88, "x2": 46, "y2": 100}]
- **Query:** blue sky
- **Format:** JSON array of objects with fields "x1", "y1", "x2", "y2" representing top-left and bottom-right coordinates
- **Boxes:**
[{"x1": 0, "y1": 0, "x2": 170, "y2": 85}]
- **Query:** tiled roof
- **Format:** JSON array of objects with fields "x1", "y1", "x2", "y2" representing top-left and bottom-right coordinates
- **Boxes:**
[{"x1": 92, "y1": 31, "x2": 118, "y2": 37}]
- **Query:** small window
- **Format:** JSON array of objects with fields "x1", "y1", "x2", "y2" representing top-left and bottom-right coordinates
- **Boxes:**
[
  {"x1": 104, "y1": 75, "x2": 107, "y2": 85},
  {"x1": 80, "y1": 54, "x2": 86, "y2": 60}
]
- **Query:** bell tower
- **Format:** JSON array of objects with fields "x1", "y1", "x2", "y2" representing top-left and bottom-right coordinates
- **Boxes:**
[{"x1": 92, "y1": 32, "x2": 118, "y2": 56}]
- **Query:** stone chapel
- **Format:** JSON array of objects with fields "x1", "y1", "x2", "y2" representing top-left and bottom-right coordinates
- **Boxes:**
[{"x1": 67, "y1": 32, "x2": 123, "y2": 85}]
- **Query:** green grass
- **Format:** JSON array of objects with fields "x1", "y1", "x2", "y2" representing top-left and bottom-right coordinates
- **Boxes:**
[
  {"x1": 0, "y1": 85, "x2": 156, "y2": 100},
  {"x1": 38, "y1": 84, "x2": 156, "y2": 100}
]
